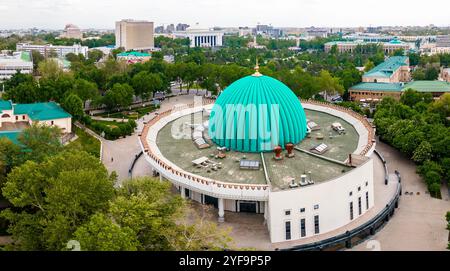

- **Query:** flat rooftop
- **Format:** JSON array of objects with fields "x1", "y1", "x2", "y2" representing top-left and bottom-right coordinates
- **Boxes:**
[{"x1": 156, "y1": 109, "x2": 358, "y2": 189}]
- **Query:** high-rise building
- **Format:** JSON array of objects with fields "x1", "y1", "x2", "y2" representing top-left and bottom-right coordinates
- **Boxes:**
[
  {"x1": 115, "y1": 19, "x2": 154, "y2": 51},
  {"x1": 60, "y1": 24, "x2": 83, "y2": 39},
  {"x1": 154, "y1": 25, "x2": 164, "y2": 34},
  {"x1": 176, "y1": 23, "x2": 190, "y2": 31},
  {"x1": 166, "y1": 24, "x2": 175, "y2": 33}
]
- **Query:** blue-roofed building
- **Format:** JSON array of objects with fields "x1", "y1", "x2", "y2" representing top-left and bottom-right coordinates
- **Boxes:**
[
  {"x1": 363, "y1": 56, "x2": 410, "y2": 83},
  {"x1": 0, "y1": 100, "x2": 72, "y2": 143}
]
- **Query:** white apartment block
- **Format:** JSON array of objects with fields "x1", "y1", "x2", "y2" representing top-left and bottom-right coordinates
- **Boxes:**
[
  {"x1": 16, "y1": 43, "x2": 88, "y2": 58},
  {"x1": 0, "y1": 52, "x2": 33, "y2": 81}
]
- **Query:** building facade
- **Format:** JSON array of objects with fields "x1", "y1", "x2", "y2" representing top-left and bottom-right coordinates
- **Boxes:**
[
  {"x1": 325, "y1": 40, "x2": 411, "y2": 55},
  {"x1": 117, "y1": 51, "x2": 151, "y2": 64},
  {"x1": 0, "y1": 100, "x2": 72, "y2": 135},
  {"x1": 436, "y1": 35, "x2": 450, "y2": 48},
  {"x1": 60, "y1": 24, "x2": 83, "y2": 39},
  {"x1": 349, "y1": 82, "x2": 404, "y2": 101},
  {"x1": 115, "y1": 19, "x2": 154, "y2": 51},
  {"x1": 442, "y1": 68, "x2": 450, "y2": 83},
  {"x1": 16, "y1": 43, "x2": 88, "y2": 58},
  {"x1": 349, "y1": 80, "x2": 450, "y2": 102},
  {"x1": 0, "y1": 51, "x2": 33, "y2": 81},
  {"x1": 139, "y1": 69, "x2": 378, "y2": 244},
  {"x1": 362, "y1": 56, "x2": 410, "y2": 83},
  {"x1": 173, "y1": 24, "x2": 224, "y2": 48}
]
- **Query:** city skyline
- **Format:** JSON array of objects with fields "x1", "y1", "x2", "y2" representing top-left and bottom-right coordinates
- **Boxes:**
[{"x1": 1, "y1": 0, "x2": 450, "y2": 30}]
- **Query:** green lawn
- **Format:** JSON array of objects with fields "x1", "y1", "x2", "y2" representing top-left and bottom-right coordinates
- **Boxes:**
[
  {"x1": 96, "y1": 105, "x2": 157, "y2": 119},
  {"x1": 66, "y1": 126, "x2": 101, "y2": 158}
]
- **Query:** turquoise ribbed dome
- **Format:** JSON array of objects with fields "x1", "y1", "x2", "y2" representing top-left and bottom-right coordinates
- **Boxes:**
[{"x1": 208, "y1": 74, "x2": 307, "y2": 153}]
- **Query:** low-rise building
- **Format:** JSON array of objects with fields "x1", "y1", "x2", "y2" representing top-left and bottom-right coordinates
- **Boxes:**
[
  {"x1": 349, "y1": 82, "x2": 404, "y2": 101},
  {"x1": 0, "y1": 51, "x2": 33, "y2": 81},
  {"x1": 173, "y1": 23, "x2": 224, "y2": 48},
  {"x1": 349, "y1": 80, "x2": 450, "y2": 101},
  {"x1": 0, "y1": 100, "x2": 72, "y2": 144},
  {"x1": 117, "y1": 51, "x2": 151, "y2": 64},
  {"x1": 16, "y1": 43, "x2": 88, "y2": 58},
  {"x1": 325, "y1": 39, "x2": 411, "y2": 55},
  {"x1": 402, "y1": 81, "x2": 450, "y2": 98},
  {"x1": 362, "y1": 56, "x2": 410, "y2": 83}
]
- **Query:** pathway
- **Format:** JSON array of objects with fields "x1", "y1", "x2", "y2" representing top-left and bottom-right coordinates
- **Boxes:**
[
  {"x1": 351, "y1": 141, "x2": 450, "y2": 251},
  {"x1": 100, "y1": 95, "x2": 200, "y2": 184}
]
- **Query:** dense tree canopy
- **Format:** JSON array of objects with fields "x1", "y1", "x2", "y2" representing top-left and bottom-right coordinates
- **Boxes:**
[{"x1": 374, "y1": 92, "x2": 450, "y2": 197}]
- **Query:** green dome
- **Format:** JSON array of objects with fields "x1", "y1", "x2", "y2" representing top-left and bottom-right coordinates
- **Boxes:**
[{"x1": 208, "y1": 74, "x2": 307, "y2": 153}]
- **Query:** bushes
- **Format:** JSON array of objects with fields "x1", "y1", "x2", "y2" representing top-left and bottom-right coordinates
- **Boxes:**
[{"x1": 86, "y1": 118, "x2": 137, "y2": 140}]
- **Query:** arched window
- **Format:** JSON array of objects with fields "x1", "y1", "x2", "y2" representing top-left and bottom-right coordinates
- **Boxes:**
[{"x1": 1, "y1": 114, "x2": 10, "y2": 118}]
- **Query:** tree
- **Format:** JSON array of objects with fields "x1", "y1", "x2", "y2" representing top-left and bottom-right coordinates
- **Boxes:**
[
  {"x1": 317, "y1": 70, "x2": 344, "y2": 99},
  {"x1": 1, "y1": 150, "x2": 115, "y2": 250},
  {"x1": 429, "y1": 93, "x2": 450, "y2": 119},
  {"x1": 412, "y1": 141, "x2": 433, "y2": 163},
  {"x1": 37, "y1": 59, "x2": 63, "y2": 79},
  {"x1": 0, "y1": 138, "x2": 21, "y2": 186},
  {"x1": 31, "y1": 50, "x2": 44, "y2": 71},
  {"x1": 364, "y1": 60, "x2": 375, "y2": 72},
  {"x1": 425, "y1": 66, "x2": 439, "y2": 80},
  {"x1": 87, "y1": 49, "x2": 104, "y2": 63},
  {"x1": 131, "y1": 71, "x2": 163, "y2": 99},
  {"x1": 74, "y1": 213, "x2": 139, "y2": 251},
  {"x1": 71, "y1": 78, "x2": 99, "y2": 103},
  {"x1": 17, "y1": 124, "x2": 63, "y2": 163},
  {"x1": 62, "y1": 94, "x2": 84, "y2": 120},
  {"x1": 4, "y1": 82, "x2": 39, "y2": 103},
  {"x1": 109, "y1": 178, "x2": 232, "y2": 251},
  {"x1": 102, "y1": 83, "x2": 134, "y2": 110},
  {"x1": 412, "y1": 68, "x2": 426, "y2": 80},
  {"x1": 3, "y1": 72, "x2": 34, "y2": 91}
]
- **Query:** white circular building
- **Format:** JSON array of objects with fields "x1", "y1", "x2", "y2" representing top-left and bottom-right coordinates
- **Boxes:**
[{"x1": 139, "y1": 70, "x2": 379, "y2": 244}]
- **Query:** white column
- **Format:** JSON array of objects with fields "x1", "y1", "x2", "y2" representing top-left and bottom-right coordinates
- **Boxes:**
[
  {"x1": 218, "y1": 198, "x2": 224, "y2": 222},
  {"x1": 181, "y1": 186, "x2": 186, "y2": 199},
  {"x1": 264, "y1": 201, "x2": 268, "y2": 220},
  {"x1": 159, "y1": 174, "x2": 163, "y2": 182}
]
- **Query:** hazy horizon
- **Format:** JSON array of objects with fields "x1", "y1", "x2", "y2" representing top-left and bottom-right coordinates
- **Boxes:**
[{"x1": 0, "y1": 0, "x2": 449, "y2": 30}]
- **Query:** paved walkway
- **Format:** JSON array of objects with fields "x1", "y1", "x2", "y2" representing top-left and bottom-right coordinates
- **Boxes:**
[
  {"x1": 91, "y1": 116, "x2": 129, "y2": 122},
  {"x1": 101, "y1": 95, "x2": 200, "y2": 184},
  {"x1": 351, "y1": 141, "x2": 450, "y2": 251}
]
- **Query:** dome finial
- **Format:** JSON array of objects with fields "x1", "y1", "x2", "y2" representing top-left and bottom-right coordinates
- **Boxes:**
[{"x1": 253, "y1": 58, "x2": 262, "y2": 77}]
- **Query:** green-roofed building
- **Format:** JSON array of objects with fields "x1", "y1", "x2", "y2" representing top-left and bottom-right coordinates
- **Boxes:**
[
  {"x1": 349, "y1": 82, "x2": 404, "y2": 101},
  {"x1": 349, "y1": 80, "x2": 450, "y2": 102},
  {"x1": 403, "y1": 81, "x2": 450, "y2": 97},
  {"x1": 362, "y1": 56, "x2": 410, "y2": 83},
  {"x1": 117, "y1": 51, "x2": 152, "y2": 63},
  {"x1": 0, "y1": 100, "x2": 72, "y2": 144}
]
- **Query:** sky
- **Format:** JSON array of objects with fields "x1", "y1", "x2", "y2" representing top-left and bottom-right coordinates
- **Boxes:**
[{"x1": 0, "y1": 0, "x2": 449, "y2": 29}]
